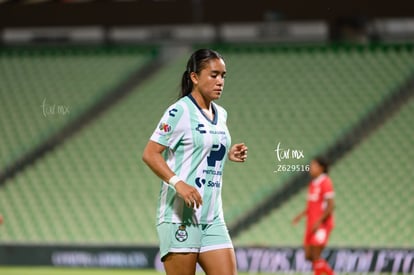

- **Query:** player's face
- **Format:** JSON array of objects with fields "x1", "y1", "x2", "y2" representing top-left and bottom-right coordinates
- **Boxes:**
[
  {"x1": 193, "y1": 58, "x2": 226, "y2": 101},
  {"x1": 309, "y1": 160, "x2": 323, "y2": 178}
]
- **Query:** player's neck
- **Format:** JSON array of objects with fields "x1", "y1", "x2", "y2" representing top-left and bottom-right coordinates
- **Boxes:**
[
  {"x1": 202, "y1": 107, "x2": 214, "y2": 120},
  {"x1": 191, "y1": 91, "x2": 212, "y2": 110},
  {"x1": 190, "y1": 91, "x2": 214, "y2": 121},
  {"x1": 311, "y1": 173, "x2": 326, "y2": 180}
]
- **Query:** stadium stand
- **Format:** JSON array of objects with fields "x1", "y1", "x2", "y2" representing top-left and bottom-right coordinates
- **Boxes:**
[
  {"x1": 0, "y1": 46, "x2": 154, "y2": 170},
  {"x1": 0, "y1": 44, "x2": 413, "y2": 246},
  {"x1": 217, "y1": 44, "x2": 414, "y2": 225},
  {"x1": 233, "y1": 96, "x2": 414, "y2": 248},
  {"x1": 0, "y1": 49, "x2": 185, "y2": 244}
]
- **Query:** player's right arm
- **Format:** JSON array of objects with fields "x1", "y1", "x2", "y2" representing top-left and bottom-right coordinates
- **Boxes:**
[
  {"x1": 142, "y1": 140, "x2": 202, "y2": 209},
  {"x1": 292, "y1": 209, "x2": 307, "y2": 225}
]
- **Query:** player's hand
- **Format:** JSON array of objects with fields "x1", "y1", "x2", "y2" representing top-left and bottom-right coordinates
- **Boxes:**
[
  {"x1": 311, "y1": 221, "x2": 322, "y2": 233},
  {"x1": 0, "y1": 215, "x2": 3, "y2": 225},
  {"x1": 175, "y1": 181, "x2": 203, "y2": 209},
  {"x1": 292, "y1": 214, "x2": 302, "y2": 225},
  {"x1": 229, "y1": 143, "x2": 248, "y2": 162}
]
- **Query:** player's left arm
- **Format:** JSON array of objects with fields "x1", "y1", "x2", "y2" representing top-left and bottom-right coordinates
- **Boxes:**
[
  {"x1": 224, "y1": 108, "x2": 248, "y2": 163},
  {"x1": 312, "y1": 177, "x2": 335, "y2": 232},
  {"x1": 228, "y1": 143, "x2": 248, "y2": 162},
  {"x1": 312, "y1": 197, "x2": 334, "y2": 233}
]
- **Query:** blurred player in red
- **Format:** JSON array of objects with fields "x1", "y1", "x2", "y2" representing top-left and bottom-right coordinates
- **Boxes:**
[{"x1": 293, "y1": 157, "x2": 335, "y2": 275}]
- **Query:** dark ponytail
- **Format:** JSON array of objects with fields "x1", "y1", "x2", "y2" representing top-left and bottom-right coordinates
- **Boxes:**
[
  {"x1": 181, "y1": 70, "x2": 192, "y2": 99},
  {"x1": 180, "y1": 49, "x2": 224, "y2": 98}
]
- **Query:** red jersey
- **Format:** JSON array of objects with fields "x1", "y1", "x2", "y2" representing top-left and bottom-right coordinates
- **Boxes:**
[{"x1": 306, "y1": 174, "x2": 334, "y2": 230}]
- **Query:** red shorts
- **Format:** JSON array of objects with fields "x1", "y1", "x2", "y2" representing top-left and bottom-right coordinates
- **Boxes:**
[{"x1": 304, "y1": 225, "x2": 332, "y2": 246}]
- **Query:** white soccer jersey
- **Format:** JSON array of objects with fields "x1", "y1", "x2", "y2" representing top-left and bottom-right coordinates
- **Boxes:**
[{"x1": 150, "y1": 95, "x2": 231, "y2": 225}]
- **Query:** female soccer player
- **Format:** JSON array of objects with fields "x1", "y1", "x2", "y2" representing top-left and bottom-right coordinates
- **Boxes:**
[
  {"x1": 292, "y1": 157, "x2": 335, "y2": 275},
  {"x1": 142, "y1": 49, "x2": 248, "y2": 275}
]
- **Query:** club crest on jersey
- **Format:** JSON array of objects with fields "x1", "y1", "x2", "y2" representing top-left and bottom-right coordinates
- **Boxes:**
[
  {"x1": 158, "y1": 122, "x2": 171, "y2": 133},
  {"x1": 175, "y1": 225, "x2": 188, "y2": 242}
]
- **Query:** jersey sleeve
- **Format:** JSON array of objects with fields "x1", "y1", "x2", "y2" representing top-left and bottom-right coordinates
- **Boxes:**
[
  {"x1": 322, "y1": 177, "x2": 335, "y2": 199},
  {"x1": 150, "y1": 103, "x2": 186, "y2": 150}
]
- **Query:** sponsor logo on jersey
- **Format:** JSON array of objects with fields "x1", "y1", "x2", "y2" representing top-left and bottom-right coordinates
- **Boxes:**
[
  {"x1": 195, "y1": 123, "x2": 207, "y2": 134},
  {"x1": 202, "y1": 169, "x2": 222, "y2": 175},
  {"x1": 207, "y1": 143, "x2": 226, "y2": 167},
  {"x1": 195, "y1": 124, "x2": 225, "y2": 135},
  {"x1": 308, "y1": 194, "x2": 319, "y2": 201},
  {"x1": 209, "y1": 130, "x2": 226, "y2": 135},
  {"x1": 158, "y1": 122, "x2": 171, "y2": 133},
  {"x1": 195, "y1": 177, "x2": 206, "y2": 187},
  {"x1": 308, "y1": 187, "x2": 320, "y2": 201},
  {"x1": 168, "y1": 108, "x2": 178, "y2": 117},
  {"x1": 195, "y1": 177, "x2": 221, "y2": 188}
]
